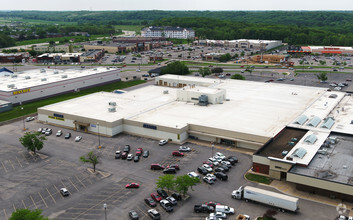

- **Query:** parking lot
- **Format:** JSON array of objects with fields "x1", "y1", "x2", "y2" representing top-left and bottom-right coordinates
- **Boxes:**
[{"x1": 0, "y1": 110, "x2": 342, "y2": 220}]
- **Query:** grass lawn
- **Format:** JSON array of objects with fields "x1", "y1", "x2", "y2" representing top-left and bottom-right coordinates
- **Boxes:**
[
  {"x1": 114, "y1": 25, "x2": 143, "y2": 33},
  {"x1": 245, "y1": 173, "x2": 272, "y2": 185},
  {"x1": 0, "y1": 80, "x2": 145, "y2": 123}
]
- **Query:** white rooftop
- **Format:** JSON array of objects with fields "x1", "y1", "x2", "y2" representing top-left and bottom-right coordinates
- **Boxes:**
[
  {"x1": 0, "y1": 67, "x2": 116, "y2": 92},
  {"x1": 40, "y1": 75, "x2": 327, "y2": 139}
]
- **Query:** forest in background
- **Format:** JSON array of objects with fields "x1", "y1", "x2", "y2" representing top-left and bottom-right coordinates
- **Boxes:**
[{"x1": 1, "y1": 10, "x2": 353, "y2": 47}]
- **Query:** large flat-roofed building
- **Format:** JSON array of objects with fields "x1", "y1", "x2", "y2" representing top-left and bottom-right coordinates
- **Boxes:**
[
  {"x1": 0, "y1": 67, "x2": 121, "y2": 104},
  {"x1": 287, "y1": 45, "x2": 353, "y2": 55},
  {"x1": 141, "y1": 26, "x2": 195, "y2": 39},
  {"x1": 193, "y1": 39, "x2": 282, "y2": 50},
  {"x1": 38, "y1": 75, "x2": 325, "y2": 150}
]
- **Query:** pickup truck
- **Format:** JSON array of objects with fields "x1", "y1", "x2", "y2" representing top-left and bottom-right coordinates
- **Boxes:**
[
  {"x1": 194, "y1": 204, "x2": 214, "y2": 213},
  {"x1": 236, "y1": 214, "x2": 250, "y2": 220}
]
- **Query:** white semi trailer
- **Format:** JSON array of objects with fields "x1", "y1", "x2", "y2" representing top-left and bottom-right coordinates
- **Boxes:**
[{"x1": 232, "y1": 186, "x2": 299, "y2": 212}]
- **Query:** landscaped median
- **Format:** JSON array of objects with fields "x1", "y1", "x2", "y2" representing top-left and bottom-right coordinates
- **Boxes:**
[
  {"x1": 245, "y1": 172, "x2": 272, "y2": 185},
  {"x1": 0, "y1": 80, "x2": 146, "y2": 123}
]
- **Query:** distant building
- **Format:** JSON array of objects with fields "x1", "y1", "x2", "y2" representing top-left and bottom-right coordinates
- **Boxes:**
[
  {"x1": 33, "y1": 45, "x2": 71, "y2": 53},
  {"x1": 250, "y1": 54, "x2": 286, "y2": 63},
  {"x1": 142, "y1": 26, "x2": 195, "y2": 39},
  {"x1": 194, "y1": 39, "x2": 282, "y2": 51},
  {"x1": 69, "y1": 32, "x2": 90, "y2": 37},
  {"x1": 80, "y1": 50, "x2": 104, "y2": 63},
  {"x1": 203, "y1": 53, "x2": 225, "y2": 61},
  {"x1": 0, "y1": 53, "x2": 25, "y2": 63},
  {"x1": 287, "y1": 46, "x2": 353, "y2": 55},
  {"x1": 36, "y1": 53, "x2": 82, "y2": 64}
]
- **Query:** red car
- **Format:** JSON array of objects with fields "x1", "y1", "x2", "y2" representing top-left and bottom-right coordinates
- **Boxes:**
[
  {"x1": 136, "y1": 148, "x2": 143, "y2": 156},
  {"x1": 172, "y1": 151, "x2": 184, "y2": 157},
  {"x1": 203, "y1": 161, "x2": 214, "y2": 168},
  {"x1": 166, "y1": 164, "x2": 180, "y2": 170},
  {"x1": 203, "y1": 201, "x2": 221, "y2": 208},
  {"x1": 240, "y1": 65, "x2": 244, "y2": 68},
  {"x1": 121, "y1": 152, "x2": 128, "y2": 159},
  {"x1": 125, "y1": 182, "x2": 140, "y2": 188},
  {"x1": 151, "y1": 193, "x2": 162, "y2": 202}
]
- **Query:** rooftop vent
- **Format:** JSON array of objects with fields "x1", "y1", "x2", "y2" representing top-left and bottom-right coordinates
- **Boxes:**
[
  {"x1": 93, "y1": 68, "x2": 97, "y2": 71},
  {"x1": 163, "y1": 90, "x2": 169, "y2": 94},
  {"x1": 7, "y1": 84, "x2": 15, "y2": 88},
  {"x1": 109, "y1": 102, "x2": 116, "y2": 106},
  {"x1": 40, "y1": 69, "x2": 46, "y2": 73},
  {"x1": 25, "y1": 76, "x2": 31, "y2": 79},
  {"x1": 108, "y1": 107, "x2": 116, "y2": 112},
  {"x1": 11, "y1": 74, "x2": 18, "y2": 78},
  {"x1": 54, "y1": 70, "x2": 59, "y2": 74},
  {"x1": 61, "y1": 75, "x2": 68, "y2": 79},
  {"x1": 41, "y1": 78, "x2": 47, "y2": 81},
  {"x1": 199, "y1": 95, "x2": 208, "y2": 106}
]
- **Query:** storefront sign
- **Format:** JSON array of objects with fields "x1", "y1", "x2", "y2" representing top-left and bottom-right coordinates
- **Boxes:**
[
  {"x1": 48, "y1": 115, "x2": 65, "y2": 121},
  {"x1": 13, "y1": 88, "x2": 30, "y2": 95}
]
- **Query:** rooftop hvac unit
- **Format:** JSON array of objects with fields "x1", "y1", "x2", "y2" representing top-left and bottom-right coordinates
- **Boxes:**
[
  {"x1": 109, "y1": 102, "x2": 116, "y2": 106},
  {"x1": 61, "y1": 75, "x2": 68, "y2": 78},
  {"x1": 108, "y1": 107, "x2": 116, "y2": 112},
  {"x1": 93, "y1": 68, "x2": 97, "y2": 71},
  {"x1": 40, "y1": 69, "x2": 46, "y2": 73},
  {"x1": 54, "y1": 70, "x2": 59, "y2": 74},
  {"x1": 7, "y1": 84, "x2": 15, "y2": 88},
  {"x1": 11, "y1": 74, "x2": 18, "y2": 78},
  {"x1": 163, "y1": 90, "x2": 169, "y2": 94},
  {"x1": 41, "y1": 78, "x2": 47, "y2": 81},
  {"x1": 25, "y1": 76, "x2": 31, "y2": 79},
  {"x1": 198, "y1": 95, "x2": 208, "y2": 106}
]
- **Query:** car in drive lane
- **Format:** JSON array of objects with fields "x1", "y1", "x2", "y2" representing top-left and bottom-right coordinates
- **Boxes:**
[{"x1": 172, "y1": 151, "x2": 184, "y2": 157}]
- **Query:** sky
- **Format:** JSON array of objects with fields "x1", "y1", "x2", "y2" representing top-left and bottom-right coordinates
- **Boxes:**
[{"x1": 1, "y1": 0, "x2": 353, "y2": 11}]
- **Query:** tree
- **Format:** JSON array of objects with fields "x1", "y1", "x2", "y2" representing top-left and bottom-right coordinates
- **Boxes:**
[
  {"x1": 10, "y1": 209, "x2": 48, "y2": 220},
  {"x1": 211, "y1": 67, "x2": 223, "y2": 74},
  {"x1": 231, "y1": 74, "x2": 246, "y2": 80},
  {"x1": 315, "y1": 72, "x2": 328, "y2": 82},
  {"x1": 199, "y1": 67, "x2": 211, "y2": 77},
  {"x1": 174, "y1": 175, "x2": 200, "y2": 196},
  {"x1": 319, "y1": 60, "x2": 326, "y2": 65},
  {"x1": 80, "y1": 151, "x2": 100, "y2": 172},
  {"x1": 19, "y1": 132, "x2": 46, "y2": 155},
  {"x1": 156, "y1": 174, "x2": 175, "y2": 192},
  {"x1": 240, "y1": 51, "x2": 245, "y2": 57},
  {"x1": 161, "y1": 61, "x2": 189, "y2": 75},
  {"x1": 219, "y1": 53, "x2": 231, "y2": 62}
]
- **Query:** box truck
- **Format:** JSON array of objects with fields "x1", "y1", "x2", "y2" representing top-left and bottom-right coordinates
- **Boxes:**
[{"x1": 232, "y1": 186, "x2": 299, "y2": 212}]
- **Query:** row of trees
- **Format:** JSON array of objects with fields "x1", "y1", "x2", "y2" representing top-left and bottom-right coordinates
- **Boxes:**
[
  {"x1": 156, "y1": 174, "x2": 200, "y2": 196},
  {"x1": 161, "y1": 61, "x2": 190, "y2": 75}
]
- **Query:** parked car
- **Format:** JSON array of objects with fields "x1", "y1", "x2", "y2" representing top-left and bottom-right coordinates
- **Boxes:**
[
  {"x1": 121, "y1": 152, "x2": 128, "y2": 159},
  {"x1": 187, "y1": 172, "x2": 200, "y2": 179},
  {"x1": 60, "y1": 188, "x2": 69, "y2": 196},
  {"x1": 172, "y1": 151, "x2": 184, "y2": 157},
  {"x1": 179, "y1": 146, "x2": 191, "y2": 152},
  {"x1": 38, "y1": 128, "x2": 43, "y2": 133},
  {"x1": 25, "y1": 117, "x2": 35, "y2": 122},
  {"x1": 135, "y1": 147, "x2": 143, "y2": 156},
  {"x1": 157, "y1": 188, "x2": 168, "y2": 199},
  {"x1": 203, "y1": 176, "x2": 214, "y2": 184},
  {"x1": 215, "y1": 152, "x2": 226, "y2": 160},
  {"x1": 203, "y1": 201, "x2": 221, "y2": 208},
  {"x1": 115, "y1": 151, "x2": 121, "y2": 159},
  {"x1": 160, "y1": 199, "x2": 173, "y2": 212},
  {"x1": 127, "y1": 154, "x2": 133, "y2": 161},
  {"x1": 209, "y1": 212, "x2": 227, "y2": 219},
  {"x1": 143, "y1": 150, "x2": 149, "y2": 158},
  {"x1": 128, "y1": 210, "x2": 139, "y2": 220},
  {"x1": 202, "y1": 164, "x2": 213, "y2": 172},
  {"x1": 221, "y1": 161, "x2": 232, "y2": 168},
  {"x1": 220, "y1": 165, "x2": 229, "y2": 172},
  {"x1": 56, "y1": 130, "x2": 62, "y2": 137},
  {"x1": 215, "y1": 172, "x2": 228, "y2": 181},
  {"x1": 208, "y1": 158, "x2": 219, "y2": 166},
  {"x1": 144, "y1": 197, "x2": 157, "y2": 207},
  {"x1": 159, "y1": 140, "x2": 168, "y2": 146},
  {"x1": 205, "y1": 173, "x2": 217, "y2": 181},
  {"x1": 151, "y1": 193, "x2": 162, "y2": 202},
  {"x1": 123, "y1": 145, "x2": 130, "y2": 153},
  {"x1": 194, "y1": 204, "x2": 214, "y2": 213},
  {"x1": 203, "y1": 161, "x2": 214, "y2": 168},
  {"x1": 166, "y1": 196, "x2": 177, "y2": 205},
  {"x1": 45, "y1": 129, "x2": 52, "y2": 136},
  {"x1": 166, "y1": 164, "x2": 180, "y2": 170},
  {"x1": 151, "y1": 164, "x2": 164, "y2": 170},
  {"x1": 198, "y1": 167, "x2": 209, "y2": 175},
  {"x1": 75, "y1": 136, "x2": 82, "y2": 142},
  {"x1": 133, "y1": 156, "x2": 140, "y2": 162},
  {"x1": 215, "y1": 167, "x2": 226, "y2": 173},
  {"x1": 163, "y1": 167, "x2": 176, "y2": 174},
  {"x1": 171, "y1": 192, "x2": 182, "y2": 201},
  {"x1": 41, "y1": 128, "x2": 47, "y2": 134},
  {"x1": 126, "y1": 182, "x2": 140, "y2": 188},
  {"x1": 147, "y1": 209, "x2": 161, "y2": 220},
  {"x1": 65, "y1": 132, "x2": 71, "y2": 139}
]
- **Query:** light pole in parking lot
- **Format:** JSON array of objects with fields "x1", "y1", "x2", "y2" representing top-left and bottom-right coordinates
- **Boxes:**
[
  {"x1": 211, "y1": 142, "x2": 214, "y2": 157},
  {"x1": 103, "y1": 203, "x2": 107, "y2": 220},
  {"x1": 21, "y1": 106, "x2": 25, "y2": 131},
  {"x1": 97, "y1": 122, "x2": 101, "y2": 149}
]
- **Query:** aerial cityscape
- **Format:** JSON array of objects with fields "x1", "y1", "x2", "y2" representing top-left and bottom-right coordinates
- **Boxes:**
[{"x1": 0, "y1": 4, "x2": 352, "y2": 220}]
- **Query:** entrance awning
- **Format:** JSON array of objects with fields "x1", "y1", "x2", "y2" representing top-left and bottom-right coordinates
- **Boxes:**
[{"x1": 73, "y1": 121, "x2": 90, "y2": 127}]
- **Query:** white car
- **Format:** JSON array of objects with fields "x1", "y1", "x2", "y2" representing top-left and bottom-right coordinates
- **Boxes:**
[
  {"x1": 25, "y1": 117, "x2": 35, "y2": 122},
  {"x1": 215, "y1": 152, "x2": 226, "y2": 160},
  {"x1": 187, "y1": 172, "x2": 200, "y2": 179},
  {"x1": 75, "y1": 136, "x2": 82, "y2": 142},
  {"x1": 208, "y1": 158, "x2": 219, "y2": 166},
  {"x1": 56, "y1": 130, "x2": 62, "y2": 137},
  {"x1": 202, "y1": 164, "x2": 213, "y2": 172},
  {"x1": 136, "y1": 69, "x2": 141, "y2": 72},
  {"x1": 203, "y1": 176, "x2": 214, "y2": 184},
  {"x1": 205, "y1": 173, "x2": 217, "y2": 181},
  {"x1": 220, "y1": 161, "x2": 232, "y2": 168},
  {"x1": 334, "y1": 86, "x2": 342, "y2": 91},
  {"x1": 209, "y1": 212, "x2": 226, "y2": 219},
  {"x1": 159, "y1": 140, "x2": 168, "y2": 146},
  {"x1": 60, "y1": 188, "x2": 69, "y2": 196},
  {"x1": 179, "y1": 146, "x2": 191, "y2": 152}
]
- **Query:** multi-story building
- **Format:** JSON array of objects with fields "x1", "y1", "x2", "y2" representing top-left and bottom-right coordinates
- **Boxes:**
[
  {"x1": 194, "y1": 39, "x2": 282, "y2": 51},
  {"x1": 33, "y1": 45, "x2": 71, "y2": 53},
  {"x1": 141, "y1": 26, "x2": 195, "y2": 39}
]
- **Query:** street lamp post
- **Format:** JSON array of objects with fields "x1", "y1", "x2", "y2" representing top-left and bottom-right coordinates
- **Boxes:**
[
  {"x1": 97, "y1": 122, "x2": 101, "y2": 149},
  {"x1": 21, "y1": 107, "x2": 25, "y2": 131},
  {"x1": 104, "y1": 203, "x2": 107, "y2": 220},
  {"x1": 211, "y1": 143, "x2": 214, "y2": 158}
]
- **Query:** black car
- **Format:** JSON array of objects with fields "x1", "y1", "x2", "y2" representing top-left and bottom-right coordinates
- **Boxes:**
[
  {"x1": 65, "y1": 132, "x2": 71, "y2": 139},
  {"x1": 143, "y1": 150, "x2": 149, "y2": 158},
  {"x1": 171, "y1": 193, "x2": 182, "y2": 201},
  {"x1": 129, "y1": 210, "x2": 139, "y2": 220},
  {"x1": 227, "y1": 156, "x2": 238, "y2": 163},
  {"x1": 214, "y1": 167, "x2": 226, "y2": 173},
  {"x1": 123, "y1": 145, "x2": 130, "y2": 153},
  {"x1": 157, "y1": 188, "x2": 168, "y2": 199},
  {"x1": 215, "y1": 172, "x2": 228, "y2": 181},
  {"x1": 133, "y1": 156, "x2": 140, "y2": 162},
  {"x1": 163, "y1": 167, "x2": 176, "y2": 174},
  {"x1": 145, "y1": 197, "x2": 157, "y2": 207},
  {"x1": 197, "y1": 167, "x2": 209, "y2": 175},
  {"x1": 226, "y1": 158, "x2": 237, "y2": 165},
  {"x1": 220, "y1": 165, "x2": 229, "y2": 172}
]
